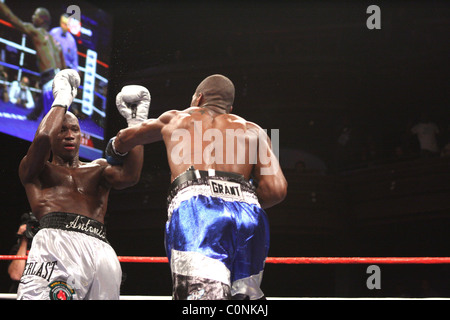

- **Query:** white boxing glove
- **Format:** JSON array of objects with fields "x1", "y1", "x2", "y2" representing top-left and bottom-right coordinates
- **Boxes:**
[
  {"x1": 51, "y1": 69, "x2": 80, "y2": 110},
  {"x1": 116, "y1": 85, "x2": 150, "y2": 127}
]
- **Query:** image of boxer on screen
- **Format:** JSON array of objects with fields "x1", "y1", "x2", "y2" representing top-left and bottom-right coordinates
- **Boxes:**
[{"x1": 0, "y1": 3, "x2": 66, "y2": 120}]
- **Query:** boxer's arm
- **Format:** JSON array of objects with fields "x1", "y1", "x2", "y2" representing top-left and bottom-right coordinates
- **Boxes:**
[
  {"x1": 8, "y1": 224, "x2": 28, "y2": 281},
  {"x1": 19, "y1": 70, "x2": 80, "y2": 183},
  {"x1": 19, "y1": 107, "x2": 66, "y2": 183},
  {"x1": 54, "y1": 39, "x2": 67, "y2": 70},
  {"x1": 101, "y1": 145, "x2": 144, "y2": 190},
  {"x1": 113, "y1": 110, "x2": 177, "y2": 154},
  {"x1": 0, "y1": 3, "x2": 35, "y2": 35},
  {"x1": 251, "y1": 124, "x2": 287, "y2": 209}
]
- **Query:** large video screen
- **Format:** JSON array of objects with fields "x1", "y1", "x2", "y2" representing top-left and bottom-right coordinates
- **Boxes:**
[{"x1": 0, "y1": 0, "x2": 112, "y2": 160}]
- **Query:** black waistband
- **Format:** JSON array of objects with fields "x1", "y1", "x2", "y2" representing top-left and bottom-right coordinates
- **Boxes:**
[
  {"x1": 167, "y1": 167, "x2": 256, "y2": 205},
  {"x1": 39, "y1": 212, "x2": 108, "y2": 243},
  {"x1": 172, "y1": 167, "x2": 246, "y2": 188}
]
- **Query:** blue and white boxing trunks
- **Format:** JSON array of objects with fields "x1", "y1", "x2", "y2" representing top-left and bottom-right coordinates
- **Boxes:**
[
  {"x1": 40, "y1": 68, "x2": 59, "y2": 115},
  {"x1": 165, "y1": 168, "x2": 270, "y2": 300}
]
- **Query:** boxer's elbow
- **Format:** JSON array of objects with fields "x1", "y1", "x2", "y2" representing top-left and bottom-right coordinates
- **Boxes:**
[
  {"x1": 257, "y1": 177, "x2": 288, "y2": 209},
  {"x1": 33, "y1": 130, "x2": 52, "y2": 148},
  {"x1": 271, "y1": 177, "x2": 288, "y2": 205},
  {"x1": 8, "y1": 263, "x2": 24, "y2": 281},
  {"x1": 127, "y1": 171, "x2": 142, "y2": 187},
  {"x1": 276, "y1": 177, "x2": 288, "y2": 202},
  {"x1": 114, "y1": 171, "x2": 141, "y2": 190},
  {"x1": 9, "y1": 269, "x2": 22, "y2": 281}
]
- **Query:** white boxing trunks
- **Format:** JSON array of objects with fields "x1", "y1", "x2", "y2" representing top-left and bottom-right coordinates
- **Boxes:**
[{"x1": 17, "y1": 212, "x2": 122, "y2": 300}]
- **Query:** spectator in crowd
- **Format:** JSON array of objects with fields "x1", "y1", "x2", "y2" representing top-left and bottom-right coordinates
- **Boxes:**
[
  {"x1": 0, "y1": 65, "x2": 9, "y2": 102},
  {"x1": 411, "y1": 112, "x2": 440, "y2": 158},
  {"x1": 441, "y1": 143, "x2": 450, "y2": 158},
  {"x1": 8, "y1": 212, "x2": 37, "y2": 293},
  {"x1": 9, "y1": 76, "x2": 35, "y2": 109}
]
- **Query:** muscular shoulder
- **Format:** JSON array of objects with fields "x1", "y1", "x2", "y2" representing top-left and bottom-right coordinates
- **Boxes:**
[
  {"x1": 83, "y1": 159, "x2": 109, "y2": 176},
  {"x1": 159, "y1": 108, "x2": 195, "y2": 129},
  {"x1": 244, "y1": 120, "x2": 263, "y2": 131},
  {"x1": 21, "y1": 22, "x2": 38, "y2": 36},
  {"x1": 220, "y1": 114, "x2": 262, "y2": 132},
  {"x1": 83, "y1": 159, "x2": 112, "y2": 186},
  {"x1": 91, "y1": 158, "x2": 109, "y2": 167},
  {"x1": 159, "y1": 109, "x2": 180, "y2": 124}
]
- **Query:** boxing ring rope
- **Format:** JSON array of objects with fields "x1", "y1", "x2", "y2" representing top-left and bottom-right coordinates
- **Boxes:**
[
  {"x1": 121, "y1": 256, "x2": 450, "y2": 264},
  {"x1": 2, "y1": 255, "x2": 450, "y2": 264},
  {"x1": 2, "y1": 255, "x2": 450, "y2": 300}
]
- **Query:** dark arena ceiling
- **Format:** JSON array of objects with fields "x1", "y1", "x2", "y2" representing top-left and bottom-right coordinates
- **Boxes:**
[{"x1": 102, "y1": 0, "x2": 449, "y2": 153}]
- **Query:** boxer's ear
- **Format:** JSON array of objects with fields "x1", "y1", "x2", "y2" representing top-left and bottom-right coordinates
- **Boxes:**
[
  {"x1": 197, "y1": 93, "x2": 204, "y2": 106},
  {"x1": 192, "y1": 92, "x2": 203, "y2": 107}
]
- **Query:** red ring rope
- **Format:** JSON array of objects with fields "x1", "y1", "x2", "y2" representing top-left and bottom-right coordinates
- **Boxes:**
[{"x1": 2, "y1": 255, "x2": 450, "y2": 264}]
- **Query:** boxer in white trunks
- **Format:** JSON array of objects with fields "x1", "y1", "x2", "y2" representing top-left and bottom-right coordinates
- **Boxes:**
[{"x1": 17, "y1": 70, "x2": 148, "y2": 300}]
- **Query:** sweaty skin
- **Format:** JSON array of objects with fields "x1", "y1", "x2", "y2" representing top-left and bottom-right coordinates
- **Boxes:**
[
  {"x1": 0, "y1": 5, "x2": 65, "y2": 72},
  {"x1": 114, "y1": 76, "x2": 287, "y2": 209},
  {"x1": 161, "y1": 107, "x2": 269, "y2": 181},
  {"x1": 19, "y1": 108, "x2": 143, "y2": 223}
]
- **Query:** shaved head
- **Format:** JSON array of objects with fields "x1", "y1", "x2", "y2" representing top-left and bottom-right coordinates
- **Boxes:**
[
  {"x1": 195, "y1": 74, "x2": 235, "y2": 111},
  {"x1": 66, "y1": 110, "x2": 78, "y2": 121},
  {"x1": 33, "y1": 7, "x2": 51, "y2": 29}
]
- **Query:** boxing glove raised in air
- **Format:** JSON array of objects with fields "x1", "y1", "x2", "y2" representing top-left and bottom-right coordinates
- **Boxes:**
[
  {"x1": 115, "y1": 85, "x2": 150, "y2": 127},
  {"x1": 51, "y1": 69, "x2": 80, "y2": 111}
]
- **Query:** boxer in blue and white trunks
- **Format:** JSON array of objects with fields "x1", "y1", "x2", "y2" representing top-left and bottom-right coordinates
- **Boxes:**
[
  {"x1": 39, "y1": 68, "x2": 60, "y2": 117},
  {"x1": 18, "y1": 70, "x2": 146, "y2": 300},
  {"x1": 108, "y1": 74, "x2": 288, "y2": 299}
]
